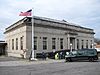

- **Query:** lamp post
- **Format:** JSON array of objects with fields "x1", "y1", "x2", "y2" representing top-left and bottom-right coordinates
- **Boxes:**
[{"x1": 70, "y1": 43, "x2": 72, "y2": 52}]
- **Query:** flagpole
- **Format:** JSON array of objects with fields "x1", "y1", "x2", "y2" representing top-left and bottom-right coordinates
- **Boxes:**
[{"x1": 30, "y1": 8, "x2": 37, "y2": 60}]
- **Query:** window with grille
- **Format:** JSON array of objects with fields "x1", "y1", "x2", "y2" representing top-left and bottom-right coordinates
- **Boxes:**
[
  {"x1": 12, "y1": 39, "x2": 14, "y2": 50},
  {"x1": 16, "y1": 38, "x2": 18, "y2": 50},
  {"x1": 77, "y1": 39, "x2": 79, "y2": 49},
  {"x1": 52, "y1": 38, "x2": 56, "y2": 49},
  {"x1": 82, "y1": 40, "x2": 84, "y2": 49},
  {"x1": 34, "y1": 37, "x2": 37, "y2": 50},
  {"x1": 20, "y1": 36, "x2": 23, "y2": 50},
  {"x1": 43, "y1": 37, "x2": 47, "y2": 50},
  {"x1": 60, "y1": 38, "x2": 63, "y2": 49},
  {"x1": 90, "y1": 40, "x2": 92, "y2": 48}
]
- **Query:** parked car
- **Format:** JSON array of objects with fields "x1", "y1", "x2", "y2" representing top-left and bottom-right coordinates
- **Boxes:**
[{"x1": 65, "y1": 49, "x2": 98, "y2": 62}]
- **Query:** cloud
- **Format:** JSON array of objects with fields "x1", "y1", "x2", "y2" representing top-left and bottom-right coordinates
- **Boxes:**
[{"x1": 0, "y1": 0, "x2": 100, "y2": 40}]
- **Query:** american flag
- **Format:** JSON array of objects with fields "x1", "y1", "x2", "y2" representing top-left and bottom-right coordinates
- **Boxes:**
[{"x1": 19, "y1": 9, "x2": 32, "y2": 16}]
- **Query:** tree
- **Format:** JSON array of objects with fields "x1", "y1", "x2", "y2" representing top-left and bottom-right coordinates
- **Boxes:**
[{"x1": 94, "y1": 38, "x2": 100, "y2": 44}]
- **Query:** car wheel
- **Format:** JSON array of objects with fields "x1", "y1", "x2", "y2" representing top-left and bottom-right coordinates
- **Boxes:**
[
  {"x1": 89, "y1": 57, "x2": 94, "y2": 62},
  {"x1": 65, "y1": 58, "x2": 71, "y2": 62}
]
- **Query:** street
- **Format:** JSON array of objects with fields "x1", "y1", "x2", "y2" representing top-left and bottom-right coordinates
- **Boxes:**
[{"x1": 0, "y1": 58, "x2": 100, "y2": 75}]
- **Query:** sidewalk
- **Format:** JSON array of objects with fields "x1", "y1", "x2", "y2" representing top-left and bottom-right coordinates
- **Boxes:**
[{"x1": 0, "y1": 56, "x2": 64, "y2": 66}]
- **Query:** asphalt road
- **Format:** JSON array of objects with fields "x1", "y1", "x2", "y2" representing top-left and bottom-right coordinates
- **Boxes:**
[{"x1": 0, "y1": 60, "x2": 100, "y2": 75}]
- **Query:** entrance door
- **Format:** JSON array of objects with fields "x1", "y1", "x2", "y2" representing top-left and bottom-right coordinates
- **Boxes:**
[
  {"x1": 70, "y1": 38, "x2": 75, "y2": 49},
  {"x1": 0, "y1": 43, "x2": 6, "y2": 55}
]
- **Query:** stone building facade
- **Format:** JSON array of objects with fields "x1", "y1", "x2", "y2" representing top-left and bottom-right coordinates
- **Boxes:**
[{"x1": 4, "y1": 16, "x2": 95, "y2": 58}]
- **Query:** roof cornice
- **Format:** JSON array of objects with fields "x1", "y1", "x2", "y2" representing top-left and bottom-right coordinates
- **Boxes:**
[{"x1": 4, "y1": 16, "x2": 94, "y2": 34}]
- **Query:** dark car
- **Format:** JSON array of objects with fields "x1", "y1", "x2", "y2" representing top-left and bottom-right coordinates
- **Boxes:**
[{"x1": 65, "y1": 49, "x2": 98, "y2": 62}]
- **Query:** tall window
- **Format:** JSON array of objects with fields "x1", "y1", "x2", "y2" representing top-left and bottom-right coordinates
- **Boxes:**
[
  {"x1": 82, "y1": 40, "x2": 84, "y2": 49},
  {"x1": 77, "y1": 39, "x2": 79, "y2": 49},
  {"x1": 12, "y1": 39, "x2": 14, "y2": 50},
  {"x1": 52, "y1": 38, "x2": 56, "y2": 49},
  {"x1": 90, "y1": 40, "x2": 92, "y2": 48},
  {"x1": 86, "y1": 40, "x2": 88, "y2": 49},
  {"x1": 60, "y1": 38, "x2": 63, "y2": 49},
  {"x1": 34, "y1": 37, "x2": 37, "y2": 50},
  {"x1": 20, "y1": 36, "x2": 23, "y2": 50},
  {"x1": 16, "y1": 38, "x2": 18, "y2": 50},
  {"x1": 43, "y1": 37, "x2": 47, "y2": 50}
]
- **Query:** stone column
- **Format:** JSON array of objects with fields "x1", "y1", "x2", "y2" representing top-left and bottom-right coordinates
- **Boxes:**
[
  {"x1": 88, "y1": 40, "x2": 90, "y2": 49},
  {"x1": 57, "y1": 37, "x2": 60, "y2": 50},
  {"x1": 72, "y1": 39, "x2": 75, "y2": 49},
  {"x1": 83, "y1": 40, "x2": 86, "y2": 49},
  {"x1": 79, "y1": 39, "x2": 82, "y2": 49},
  {"x1": 64, "y1": 36, "x2": 67, "y2": 49},
  {"x1": 75, "y1": 38, "x2": 77, "y2": 50},
  {"x1": 67, "y1": 34, "x2": 70, "y2": 49}
]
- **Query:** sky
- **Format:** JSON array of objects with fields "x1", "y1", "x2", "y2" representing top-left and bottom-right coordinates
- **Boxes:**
[{"x1": 0, "y1": 0, "x2": 100, "y2": 40}]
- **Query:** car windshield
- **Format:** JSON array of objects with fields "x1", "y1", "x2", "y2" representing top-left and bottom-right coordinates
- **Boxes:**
[
  {"x1": 71, "y1": 51, "x2": 77, "y2": 55},
  {"x1": 66, "y1": 52, "x2": 70, "y2": 55},
  {"x1": 66, "y1": 51, "x2": 78, "y2": 55}
]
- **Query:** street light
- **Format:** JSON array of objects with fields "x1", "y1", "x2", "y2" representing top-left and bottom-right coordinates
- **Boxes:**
[{"x1": 70, "y1": 43, "x2": 72, "y2": 52}]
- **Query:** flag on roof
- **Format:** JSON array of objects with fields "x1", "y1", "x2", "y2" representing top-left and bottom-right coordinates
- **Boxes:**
[{"x1": 19, "y1": 9, "x2": 32, "y2": 16}]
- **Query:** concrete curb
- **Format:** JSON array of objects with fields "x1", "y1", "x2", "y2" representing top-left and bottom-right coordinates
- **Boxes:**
[{"x1": 0, "y1": 59, "x2": 64, "y2": 66}]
